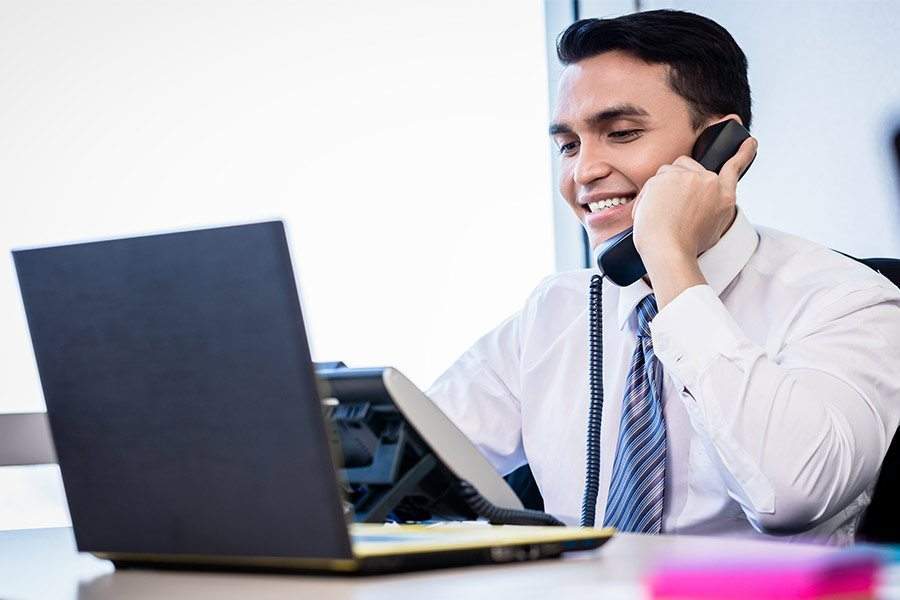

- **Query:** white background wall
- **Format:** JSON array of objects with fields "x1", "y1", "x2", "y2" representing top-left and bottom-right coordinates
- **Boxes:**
[
  {"x1": 0, "y1": 0, "x2": 555, "y2": 413},
  {"x1": 0, "y1": 0, "x2": 555, "y2": 529}
]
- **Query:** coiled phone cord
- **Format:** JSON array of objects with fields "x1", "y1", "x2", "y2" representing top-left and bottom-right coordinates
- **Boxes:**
[
  {"x1": 580, "y1": 274, "x2": 605, "y2": 527},
  {"x1": 456, "y1": 480, "x2": 565, "y2": 526},
  {"x1": 458, "y1": 272, "x2": 604, "y2": 528}
]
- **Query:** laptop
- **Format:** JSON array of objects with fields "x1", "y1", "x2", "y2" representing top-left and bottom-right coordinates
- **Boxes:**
[{"x1": 12, "y1": 221, "x2": 612, "y2": 574}]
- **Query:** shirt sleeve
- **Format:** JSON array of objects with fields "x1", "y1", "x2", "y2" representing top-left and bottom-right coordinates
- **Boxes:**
[
  {"x1": 650, "y1": 283, "x2": 900, "y2": 534},
  {"x1": 426, "y1": 310, "x2": 527, "y2": 476}
]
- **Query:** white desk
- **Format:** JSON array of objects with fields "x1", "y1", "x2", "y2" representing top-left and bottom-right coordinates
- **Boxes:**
[{"x1": 0, "y1": 527, "x2": 851, "y2": 600}]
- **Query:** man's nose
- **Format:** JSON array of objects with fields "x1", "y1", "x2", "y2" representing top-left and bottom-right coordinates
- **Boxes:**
[{"x1": 573, "y1": 140, "x2": 612, "y2": 186}]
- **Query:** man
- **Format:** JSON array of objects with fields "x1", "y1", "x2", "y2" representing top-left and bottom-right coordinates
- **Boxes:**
[{"x1": 427, "y1": 10, "x2": 900, "y2": 544}]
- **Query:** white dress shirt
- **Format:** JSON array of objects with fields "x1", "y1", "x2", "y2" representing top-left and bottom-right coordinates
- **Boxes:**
[{"x1": 427, "y1": 209, "x2": 900, "y2": 544}]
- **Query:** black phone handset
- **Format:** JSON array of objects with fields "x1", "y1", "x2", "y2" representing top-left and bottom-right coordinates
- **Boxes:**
[
  {"x1": 580, "y1": 119, "x2": 754, "y2": 527},
  {"x1": 594, "y1": 119, "x2": 754, "y2": 287}
]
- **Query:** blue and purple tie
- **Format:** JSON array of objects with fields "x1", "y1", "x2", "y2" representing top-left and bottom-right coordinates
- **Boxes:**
[{"x1": 603, "y1": 294, "x2": 666, "y2": 533}]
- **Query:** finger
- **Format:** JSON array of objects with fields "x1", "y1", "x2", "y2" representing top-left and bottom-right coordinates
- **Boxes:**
[
  {"x1": 672, "y1": 155, "x2": 705, "y2": 171},
  {"x1": 719, "y1": 137, "x2": 758, "y2": 190},
  {"x1": 655, "y1": 164, "x2": 685, "y2": 176},
  {"x1": 655, "y1": 165, "x2": 675, "y2": 176},
  {"x1": 631, "y1": 186, "x2": 647, "y2": 219}
]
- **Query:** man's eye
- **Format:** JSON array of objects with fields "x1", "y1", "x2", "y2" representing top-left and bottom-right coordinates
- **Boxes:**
[
  {"x1": 559, "y1": 141, "x2": 579, "y2": 156},
  {"x1": 609, "y1": 129, "x2": 642, "y2": 141}
]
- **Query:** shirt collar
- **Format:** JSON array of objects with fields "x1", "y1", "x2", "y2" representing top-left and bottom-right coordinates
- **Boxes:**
[{"x1": 615, "y1": 207, "x2": 760, "y2": 330}]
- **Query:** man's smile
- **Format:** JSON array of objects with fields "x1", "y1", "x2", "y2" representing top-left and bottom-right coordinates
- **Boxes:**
[
  {"x1": 585, "y1": 195, "x2": 636, "y2": 213},
  {"x1": 578, "y1": 192, "x2": 637, "y2": 217}
]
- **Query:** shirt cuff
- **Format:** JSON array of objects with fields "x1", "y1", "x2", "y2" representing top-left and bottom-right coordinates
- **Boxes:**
[{"x1": 650, "y1": 284, "x2": 750, "y2": 389}]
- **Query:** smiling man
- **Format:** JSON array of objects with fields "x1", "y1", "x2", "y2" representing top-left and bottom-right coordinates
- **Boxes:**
[{"x1": 428, "y1": 10, "x2": 900, "y2": 543}]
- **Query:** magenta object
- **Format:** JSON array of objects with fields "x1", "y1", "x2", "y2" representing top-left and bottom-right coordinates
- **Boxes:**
[{"x1": 647, "y1": 551, "x2": 880, "y2": 599}]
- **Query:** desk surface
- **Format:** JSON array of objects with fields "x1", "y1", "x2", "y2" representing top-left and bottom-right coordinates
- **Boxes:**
[{"x1": 0, "y1": 527, "x2": 851, "y2": 600}]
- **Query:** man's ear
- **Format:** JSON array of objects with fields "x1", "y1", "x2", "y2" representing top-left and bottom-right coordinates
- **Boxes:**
[{"x1": 701, "y1": 113, "x2": 744, "y2": 130}]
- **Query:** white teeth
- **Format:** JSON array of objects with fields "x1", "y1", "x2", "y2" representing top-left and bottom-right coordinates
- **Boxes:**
[{"x1": 587, "y1": 196, "x2": 634, "y2": 213}]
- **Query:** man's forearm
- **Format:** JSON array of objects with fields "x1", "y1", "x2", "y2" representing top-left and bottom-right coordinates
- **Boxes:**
[{"x1": 643, "y1": 246, "x2": 707, "y2": 310}]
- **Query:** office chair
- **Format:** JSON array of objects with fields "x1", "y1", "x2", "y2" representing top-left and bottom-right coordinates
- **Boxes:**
[
  {"x1": 850, "y1": 256, "x2": 900, "y2": 543},
  {"x1": 504, "y1": 256, "x2": 900, "y2": 542},
  {"x1": 503, "y1": 463, "x2": 544, "y2": 511}
]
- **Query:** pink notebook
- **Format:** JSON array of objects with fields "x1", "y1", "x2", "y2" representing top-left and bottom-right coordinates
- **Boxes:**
[{"x1": 648, "y1": 550, "x2": 880, "y2": 599}]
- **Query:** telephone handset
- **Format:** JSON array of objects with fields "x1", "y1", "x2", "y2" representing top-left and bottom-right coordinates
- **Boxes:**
[{"x1": 594, "y1": 119, "x2": 754, "y2": 287}]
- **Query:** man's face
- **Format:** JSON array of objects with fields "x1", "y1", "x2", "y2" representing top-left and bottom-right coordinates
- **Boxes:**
[{"x1": 550, "y1": 50, "x2": 701, "y2": 249}]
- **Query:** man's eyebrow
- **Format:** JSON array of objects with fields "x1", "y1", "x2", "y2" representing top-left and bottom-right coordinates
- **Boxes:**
[
  {"x1": 548, "y1": 122, "x2": 573, "y2": 136},
  {"x1": 549, "y1": 104, "x2": 650, "y2": 136}
]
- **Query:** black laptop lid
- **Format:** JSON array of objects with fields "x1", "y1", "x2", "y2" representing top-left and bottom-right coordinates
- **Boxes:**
[{"x1": 13, "y1": 221, "x2": 352, "y2": 560}]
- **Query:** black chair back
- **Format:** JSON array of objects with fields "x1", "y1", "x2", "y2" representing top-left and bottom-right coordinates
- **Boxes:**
[{"x1": 850, "y1": 256, "x2": 900, "y2": 543}]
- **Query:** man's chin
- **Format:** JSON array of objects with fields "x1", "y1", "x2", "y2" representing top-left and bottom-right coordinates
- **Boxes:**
[{"x1": 588, "y1": 223, "x2": 634, "y2": 251}]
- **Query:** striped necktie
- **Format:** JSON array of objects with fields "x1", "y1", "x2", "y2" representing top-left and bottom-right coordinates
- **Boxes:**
[{"x1": 603, "y1": 294, "x2": 666, "y2": 533}]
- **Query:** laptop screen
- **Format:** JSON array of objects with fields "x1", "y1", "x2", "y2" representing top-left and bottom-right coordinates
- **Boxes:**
[{"x1": 14, "y1": 221, "x2": 352, "y2": 559}]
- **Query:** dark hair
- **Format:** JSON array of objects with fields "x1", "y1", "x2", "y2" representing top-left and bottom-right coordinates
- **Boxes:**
[{"x1": 556, "y1": 10, "x2": 751, "y2": 130}]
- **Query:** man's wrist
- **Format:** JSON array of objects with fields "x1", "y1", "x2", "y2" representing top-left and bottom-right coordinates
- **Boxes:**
[{"x1": 643, "y1": 247, "x2": 706, "y2": 309}]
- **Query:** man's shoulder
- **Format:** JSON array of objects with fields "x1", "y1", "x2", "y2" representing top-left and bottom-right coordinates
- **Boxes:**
[
  {"x1": 499, "y1": 268, "x2": 596, "y2": 365},
  {"x1": 747, "y1": 225, "x2": 899, "y2": 300},
  {"x1": 527, "y1": 268, "x2": 597, "y2": 305},
  {"x1": 512, "y1": 268, "x2": 596, "y2": 338}
]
